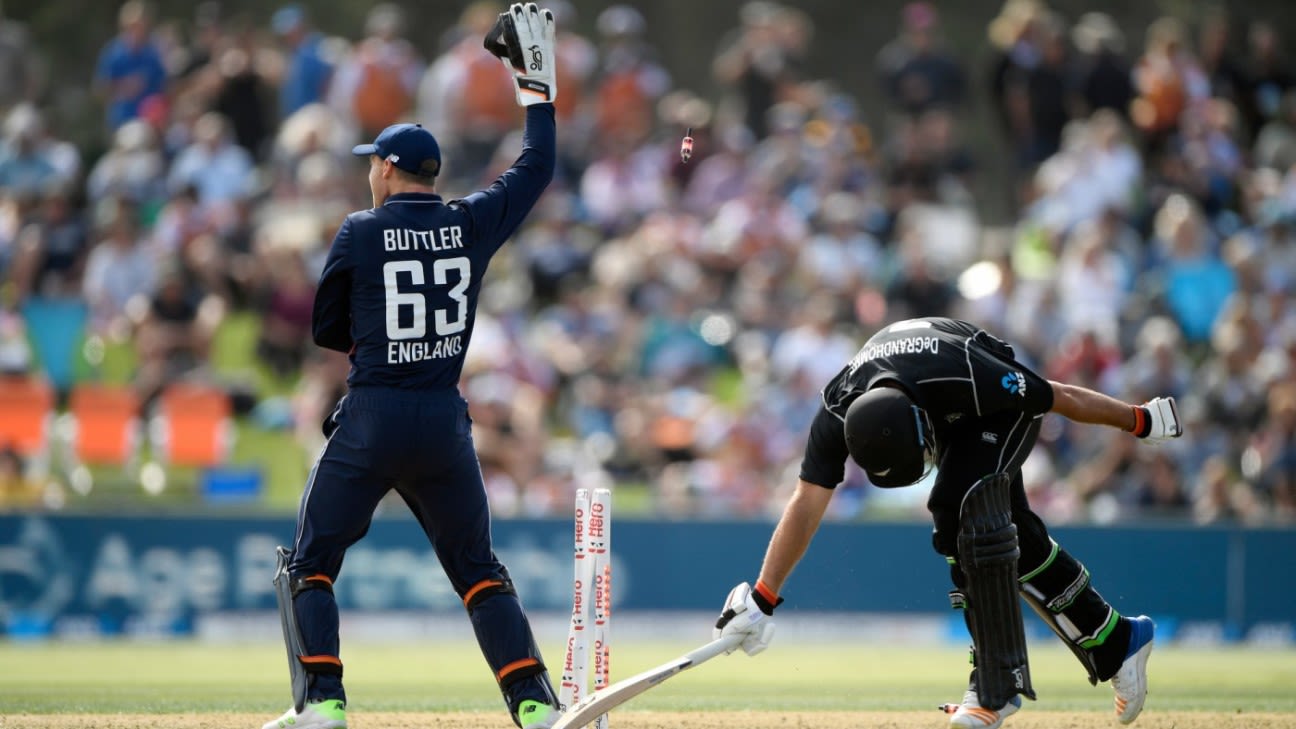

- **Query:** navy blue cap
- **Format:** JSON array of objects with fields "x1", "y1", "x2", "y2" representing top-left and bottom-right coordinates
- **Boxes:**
[{"x1": 352, "y1": 123, "x2": 441, "y2": 179}]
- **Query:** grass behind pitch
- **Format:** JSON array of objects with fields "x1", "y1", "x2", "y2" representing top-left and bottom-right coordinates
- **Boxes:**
[{"x1": 2, "y1": 640, "x2": 1294, "y2": 714}]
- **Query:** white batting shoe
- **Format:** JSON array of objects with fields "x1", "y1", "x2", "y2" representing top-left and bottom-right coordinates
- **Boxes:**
[
  {"x1": 942, "y1": 688, "x2": 1021, "y2": 729},
  {"x1": 1111, "y1": 616, "x2": 1155, "y2": 724},
  {"x1": 262, "y1": 699, "x2": 347, "y2": 729}
]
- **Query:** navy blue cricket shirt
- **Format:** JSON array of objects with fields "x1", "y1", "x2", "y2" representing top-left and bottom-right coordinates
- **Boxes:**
[{"x1": 312, "y1": 104, "x2": 556, "y2": 391}]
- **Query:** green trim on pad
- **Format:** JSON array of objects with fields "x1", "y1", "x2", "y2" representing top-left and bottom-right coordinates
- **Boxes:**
[
  {"x1": 1018, "y1": 539, "x2": 1059, "y2": 583},
  {"x1": 1080, "y1": 611, "x2": 1122, "y2": 649}
]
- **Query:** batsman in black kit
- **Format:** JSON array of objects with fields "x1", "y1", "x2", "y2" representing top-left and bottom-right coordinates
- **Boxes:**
[
  {"x1": 714, "y1": 317, "x2": 1182, "y2": 729},
  {"x1": 265, "y1": 6, "x2": 565, "y2": 729}
]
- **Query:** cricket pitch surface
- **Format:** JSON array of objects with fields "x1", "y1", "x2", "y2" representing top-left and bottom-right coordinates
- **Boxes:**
[{"x1": 5, "y1": 712, "x2": 1293, "y2": 728}]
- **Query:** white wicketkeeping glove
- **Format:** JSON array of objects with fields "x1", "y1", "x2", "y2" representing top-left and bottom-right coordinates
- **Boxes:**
[
  {"x1": 1135, "y1": 396, "x2": 1183, "y2": 441},
  {"x1": 713, "y1": 582, "x2": 777, "y2": 657},
  {"x1": 483, "y1": 3, "x2": 557, "y2": 107}
]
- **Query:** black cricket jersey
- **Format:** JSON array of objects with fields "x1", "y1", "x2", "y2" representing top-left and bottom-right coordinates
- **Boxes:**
[
  {"x1": 800, "y1": 317, "x2": 1055, "y2": 488},
  {"x1": 312, "y1": 105, "x2": 556, "y2": 391}
]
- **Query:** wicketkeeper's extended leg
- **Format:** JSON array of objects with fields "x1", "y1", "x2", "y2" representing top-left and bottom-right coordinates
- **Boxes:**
[
  {"x1": 274, "y1": 546, "x2": 342, "y2": 712},
  {"x1": 463, "y1": 575, "x2": 560, "y2": 727}
]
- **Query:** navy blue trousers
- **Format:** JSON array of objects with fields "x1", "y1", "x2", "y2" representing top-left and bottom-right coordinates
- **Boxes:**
[{"x1": 286, "y1": 387, "x2": 555, "y2": 715}]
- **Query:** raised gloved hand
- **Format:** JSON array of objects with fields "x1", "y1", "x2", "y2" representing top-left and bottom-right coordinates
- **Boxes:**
[
  {"x1": 1133, "y1": 396, "x2": 1182, "y2": 441},
  {"x1": 483, "y1": 3, "x2": 557, "y2": 107},
  {"x1": 713, "y1": 581, "x2": 782, "y2": 657}
]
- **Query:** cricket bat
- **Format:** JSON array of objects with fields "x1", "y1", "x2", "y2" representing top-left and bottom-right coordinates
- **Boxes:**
[{"x1": 550, "y1": 635, "x2": 743, "y2": 729}]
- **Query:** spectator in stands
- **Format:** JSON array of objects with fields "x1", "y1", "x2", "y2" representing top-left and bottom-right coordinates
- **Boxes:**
[
  {"x1": 515, "y1": 193, "x2": 595, "y2": 306},
  {"x1": 1152, "y1": 194, "x2": 1235, "y2": 344},
  {"x1": 151, "y1": 184, "x2": 210, "y2": 257},
  {"x1": 0, "y1": 297, "x2": 32, "y2": 375},
  {"x1": 1121, "y1": 316, "x2": 1193, "y2": 402},
  {"x1": 130, "y1": 264, "x2": 222, "y2": 402},
  {"x1": 986, "y1": 0, "x2": 1045, "y2": 138},
  {"x1": 465, "y1": 371, "x2": 549, "y2": 508},
  {"x1": 1180, "y1": 98, "x2": 1245, "y2": 213},
  {"x1": 416, "y1": 2, "x2": 520, "y2": 189},
  {"x1": 769, "y1": 295, "x2": 856, "y2": 387},
  {"x1": 1055, "y1": 220, "x2": 1128, "y2": 340},
  {"x1": 1070, "y1": 12, "x2": 1134, "y2": 120},
  {"x1": 271, "y1": 4, "x2": 333, "y2": 120},
  {"x1": 1132, "y1": 449, "x2": 1190, "y2": 515},
  {"x1": 1047, "y1": 325, "x2": 1123, "y2": 395},
  {"x1": 2, "y1": 105, "x2": 80, "y2": 189},
  {"x1": 86, "y1": 118, "x2": 166, "y2": 206},
  {"x1": 883, "y1": 115, "x2": 944, "y2": 211},
  {"x1": 591, "y1": 5, "x2": 671, "y2": 147},
  {"x1": 1251, "y1": 381, "x2": 1296, "y2": 519},
  {"x1": 877, "y1": 1, "x2": 965, "y2": 117},
  {"x1": 1197, "y1": 12, "x2": 1249, "y2": 130},
  {"x1": 255, "y1": 249, "x2": 315, "y2": 379},
  {"x1": 290, "y1": 347, "x2": 348, "y2": 453},
  {"x1": 713, "y1": 2, "x2": 808, "y2": 140},
  {"x1": 1003, "y1": 10, "x2": 1072, "y2": 169},
  {"x1": 82, "y1": 199, "x2": 156, "y2": 337},
  {"x1": 94, "y1": 0, "x2": 168, "y2": 132},
  {"x1": 549, "y1": 1, "x2": 599, "y2": 135},
  {"x1": 1244, "y1": 21, "x2": 1295, "y2": 136},
  {"x1": 0, "y1": 107, "x2": 60, "y2": 199},
  {"x1": 8, "y1": 186, "x2": 87, "y2": 301},
  {"x1": 326, "y1": 3, "x2": 423, "y2": 139},
  {"x1": 210, "y1": 39, "x2": 276, "y2": 161},
  {"x1": 1192, "y1": 453, "x2": 1262, "y2": 524},
  {"x1": 1253, "y1": 90, "x2": 1296, "y2": 172},
  {"x1": 1131, "y1": 17, "x2": 1209, "y2": 148},
  {"x1": 0, "y1": 8, "x2": 42, "y2": 114},
  {"x1": 170, "y1": 2, "x2": 224, "y2": 89},
  {"x1": 796, "y1": 192, "x2": 884, "y2": 298},
  {"x1": 167, "y1": 112, "x2": 255, "y2": 221},
  {"x1": 579, "y1": 131, "x2": 669, "y2": 234},
  {"x1": 885, "y1": 230, "x2": 956, "y2": 321},
  {"x1": 1196, "y1": 321, "x2": 1269, "y2": 452}
]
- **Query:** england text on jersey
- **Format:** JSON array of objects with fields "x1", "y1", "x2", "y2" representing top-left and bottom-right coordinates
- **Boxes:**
[{"x1": 388, "y1": 336, "x2": 463, "y2": 364}]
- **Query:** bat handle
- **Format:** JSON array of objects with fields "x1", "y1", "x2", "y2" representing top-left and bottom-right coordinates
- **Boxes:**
[{"x1": 685, "y1": 634, "x2": 743, "y2": 665}]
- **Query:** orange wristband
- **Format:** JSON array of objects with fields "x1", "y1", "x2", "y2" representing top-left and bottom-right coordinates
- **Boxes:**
[
  {"x1": 1130, "y1": 406, "x2": 1148, "y2": 437},
  {"x1": 754, "y1": 580, "x2": 779, "y2": 606}
]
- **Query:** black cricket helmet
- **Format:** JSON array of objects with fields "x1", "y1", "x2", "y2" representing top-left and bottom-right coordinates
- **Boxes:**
[{"x1": 843, "y1": 386, "x2": 937, "y2": 488}]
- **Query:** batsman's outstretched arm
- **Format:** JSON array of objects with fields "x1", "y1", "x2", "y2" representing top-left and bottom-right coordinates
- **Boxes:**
[
  {"x1": 756, "y1": 479, "x2": 834, "y2": 596},
  {"x1": 713, "y1": 479, "x2": 831, "y2": 657},
  {"x1": 1048, "y1": 381, "x2": 1182, "y2": 441}
]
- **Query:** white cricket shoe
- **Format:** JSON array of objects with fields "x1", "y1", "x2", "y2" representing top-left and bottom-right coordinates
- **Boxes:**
[
  {"x1": 262, "y1": 699, "x2": 347, "y2": 729},
  {"x1": 942, "y1": 688, "x2": 1022, "y2": 729},
  {"x1": 1111, "y1": 616, "x2": 1155, "y2": 724}
]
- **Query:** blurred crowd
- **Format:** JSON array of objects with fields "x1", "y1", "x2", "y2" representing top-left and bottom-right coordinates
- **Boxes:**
[{"x1": 1, "y1": 0, "x2": 1294, "y2": 525}]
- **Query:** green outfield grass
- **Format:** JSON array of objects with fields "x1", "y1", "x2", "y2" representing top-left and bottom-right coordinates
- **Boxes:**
[{"x1": 2, "y1": 640, "x2": 1294, "y2": 715}]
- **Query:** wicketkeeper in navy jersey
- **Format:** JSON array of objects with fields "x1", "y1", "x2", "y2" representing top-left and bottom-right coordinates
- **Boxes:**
[
  {"x1": 265, "y1": 6, "x2": 565, "y2": 729},
  {"x1": 714, "y1": 317, "x2": 1184, "y2": 729}
]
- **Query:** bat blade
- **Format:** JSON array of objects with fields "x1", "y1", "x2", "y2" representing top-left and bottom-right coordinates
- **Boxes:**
[{"x1": 550, "y1": 635, "x2": 741, "y2": 729}]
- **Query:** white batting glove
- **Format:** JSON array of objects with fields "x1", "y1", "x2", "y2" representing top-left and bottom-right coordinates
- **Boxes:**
[
  {"x1": 484, "y1": 3, "x2": 557, "y2": 107},
  {"x1": 713, "y1": 582, "x2": 779, "y2": 657},
  {"x1": 1134, "y1": 396, "x2": 1182, "y2": 441}
]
